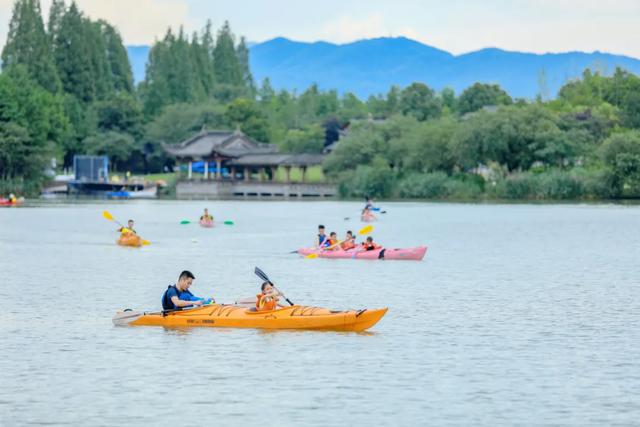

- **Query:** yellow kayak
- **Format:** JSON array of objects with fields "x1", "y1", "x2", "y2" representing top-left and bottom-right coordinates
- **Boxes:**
[
  {"x1": 113, "y1": 304, "x2": 387, "y2": 332},
  {"x1": 117, "y1": 234, "x2": 142, "y2": 247}
]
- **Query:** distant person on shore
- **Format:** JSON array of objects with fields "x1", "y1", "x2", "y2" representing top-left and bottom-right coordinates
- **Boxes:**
[
  {"x1": 317, "y1": 225, "x2": 329, "y2": 248},
  {"x1": 118, "y1": 219, "x2": 136, "y2": 235},
  {"x1": 200, "y1": 208, "x2": 214, "y2": 222},
  {"x1": 361, "y1": 236, "x2": 381, "y2": 251},
  {"x1": 162, "y1": 270, "x2": 213, "y2": 310},
  {"x1": 255, "y1": 281, "x2": 285, "y2": 311},
  {"x1": 341, "y1": 230, "x2": 356, "y2": 250}
]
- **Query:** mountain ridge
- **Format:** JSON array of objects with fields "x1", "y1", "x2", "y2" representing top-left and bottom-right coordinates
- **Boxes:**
[{"x1": 127, "y1": 37, "x2": 640, "y2": 99}]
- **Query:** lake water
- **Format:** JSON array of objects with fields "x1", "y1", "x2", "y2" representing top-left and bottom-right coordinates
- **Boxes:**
[{"x1": 0, "y1": 200, "x2": 639, "y2": 426}]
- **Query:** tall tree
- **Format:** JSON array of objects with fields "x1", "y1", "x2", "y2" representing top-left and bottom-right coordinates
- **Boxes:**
[
  {"x1": 213, "y1": 21, "x2": 243, "y2": 87},
  {"x1": 47, "y1": 0, "x2": 66, "y2": 43},
  {"x1": 236, "y1": 36, "x2": 255, "y2": 94},
  {"x1": 1, "y1": 0, "x2": 61, "y2": 93}
]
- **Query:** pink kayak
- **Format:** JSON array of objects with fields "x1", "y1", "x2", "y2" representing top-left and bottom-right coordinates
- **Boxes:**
[
  {"x1": 199, "y1": 219, "x2": 214, "y2": 228},
  {"x1": 298, "y1": 246, "x2": 427, "y2": 261}
]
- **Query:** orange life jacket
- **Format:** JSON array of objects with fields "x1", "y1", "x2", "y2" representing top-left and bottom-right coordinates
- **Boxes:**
[
  {"x1": 256, "y1": 294, "x2": 277, "y2": 311},
  {"x1": 341, "y1": 240, "x2": 356, "y2": 250},
  {"x1": 363, "y1": 242, "x2": 380, "y2": 251}
]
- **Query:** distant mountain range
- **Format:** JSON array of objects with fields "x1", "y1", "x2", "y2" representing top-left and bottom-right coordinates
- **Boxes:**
[{"x1": 127, "y1": 37, "x2": 640, "y2": 99}]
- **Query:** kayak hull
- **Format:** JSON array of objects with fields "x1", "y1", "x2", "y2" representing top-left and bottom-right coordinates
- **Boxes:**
[
  {"x1": 117, "y1": 234, "x2": 142, "y2": 247},
  {"x1": 113, "y1": 305, "x2": 387, "y2": 332},
  {"x1": 298, "y1": 246, "x2": 427, "y2": 261},
  {"x1": 0, "y1": 198, "x2": 23, "y2": 207},
  {"x1": 199, "y1": 219, "x2": 214, "y2": 228}
]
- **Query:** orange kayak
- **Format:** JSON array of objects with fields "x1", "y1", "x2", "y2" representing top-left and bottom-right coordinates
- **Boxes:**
[
  {"x1": 113, "y1": 304, "x2": 387, "y2": 332},
  {"x1": 117, "y1": 234, "x2": 142, "y2": 247}
]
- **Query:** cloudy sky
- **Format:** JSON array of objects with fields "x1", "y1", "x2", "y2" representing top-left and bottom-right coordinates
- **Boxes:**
[{"x1": 1, "y1": 0, "x2": 639, "y2": 58}]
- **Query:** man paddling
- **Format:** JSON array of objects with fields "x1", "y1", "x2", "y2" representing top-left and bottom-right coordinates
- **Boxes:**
[
  {"x1": 162, "y1": 270, "x2": 212, "y2": 310},
  {"x1": 118, "y1": 219, "x2": 136, "y2": 235}
]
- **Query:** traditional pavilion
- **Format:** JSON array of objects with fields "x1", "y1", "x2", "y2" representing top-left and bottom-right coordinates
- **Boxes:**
[{"x1": 164, "y1": 129, "x2": 325, "y2": 183}]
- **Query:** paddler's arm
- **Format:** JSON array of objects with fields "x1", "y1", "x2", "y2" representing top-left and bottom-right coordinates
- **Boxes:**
[{"x1": 171, "y1": 296, "x2": 203, "y2": 307}]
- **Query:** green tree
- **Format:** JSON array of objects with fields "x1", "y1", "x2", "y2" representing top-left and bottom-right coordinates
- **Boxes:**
[
  {"x1": 457, "y1": 83, "x2": 512, "y2": 114},
  {"x1": 213, "y1": 21, "x2": 243, "y2": 87},
  {"x1": 225, "y1": 98, "x2": 270, "y2": 142},
  {"x1": 281, "y1": 125, "x2": 325, "y2": 153},
  {"x1": 399, "y1": 83, "x2": 441, "y2": 121},
  {"x1": 2, "y1": 0, "x2": 61, "y2": 93},
  {"x1": 600, "y1": 131, "x2": 640, "y2": 195}
]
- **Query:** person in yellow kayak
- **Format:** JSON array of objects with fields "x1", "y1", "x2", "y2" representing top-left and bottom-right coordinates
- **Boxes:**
[
  {"x1": 200, "y1": 208, "x2": 214, "y2": 222},
  {"x1": 256, "y1": 281, "x2": 285, "y2": 311},
  {"x1": 8, "y1": 193, "x2": 17, "y2": 204},
  {"x1": 118, "y1": 219, "x2": 136, "y2": 235},
  {"x1": 162, "y1": 270, "x2": 214, "y2": 310}
]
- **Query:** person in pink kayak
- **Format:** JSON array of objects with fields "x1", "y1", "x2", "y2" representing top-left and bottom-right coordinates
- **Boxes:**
[{"x1": 200, "y1": 208, "x2": 214, "y2": 222}]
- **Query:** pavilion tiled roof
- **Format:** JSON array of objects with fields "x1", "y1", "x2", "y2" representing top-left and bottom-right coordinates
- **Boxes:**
[{"x1": 164, "y1": 129, "x2": 277, "y2": 159}]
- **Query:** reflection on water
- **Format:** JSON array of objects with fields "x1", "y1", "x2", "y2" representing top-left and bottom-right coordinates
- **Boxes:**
[{"x1": 1, "y1": 200, "x2": 639, "y2": 426}]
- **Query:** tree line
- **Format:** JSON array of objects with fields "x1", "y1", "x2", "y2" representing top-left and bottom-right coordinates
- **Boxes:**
[{"x1": 1, "y1": 0, "x2": 639, "y2": 199}]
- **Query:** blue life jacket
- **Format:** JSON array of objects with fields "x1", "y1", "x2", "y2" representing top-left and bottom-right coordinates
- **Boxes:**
[{"x1": 162, "y1": 285, "x2": 196, "y2": 310}]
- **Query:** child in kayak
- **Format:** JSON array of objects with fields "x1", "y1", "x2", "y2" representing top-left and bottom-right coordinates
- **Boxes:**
[
  {"x1": 118, "y1": 219, "x2": 136, "y2": 235},
  {"x1": 200, "y1": 208, "x2": 214, "y2": 222},
  {"x1": 361, "y1": 236, "x2": 381, "y2": 251},
  {"x1": 325, "y1": 231, "x2": 340, "y2": 250},
  {"x1": 341, "y1": 231, "x2": 356, "y2": 250},
  {"x1": 317, "y1": 225, "x2": 329, "y2": 248},
  {"x1": 162, "y1": 270, "x2": 214, "y2": 310},
  {"x1": 256, "y1": 282, "x2": 285, "y2": 311}
]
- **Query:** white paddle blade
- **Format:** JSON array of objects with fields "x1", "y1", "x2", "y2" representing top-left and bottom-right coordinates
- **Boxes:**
[{"x1": 112, "y1": 310, "x2": 143, "y2": 326}]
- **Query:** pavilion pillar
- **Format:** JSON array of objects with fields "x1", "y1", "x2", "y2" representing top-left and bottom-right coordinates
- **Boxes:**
[
  {"x1": 244, "y1": 167, "x2": 250, "y2": 182},
  {"x1": 259, "y1": 167, "x2": 266, "y2": 182},
  {"x1": 203, "y1": 160, "x2": 208, "y2": 180},
  {"x1": 216, "y1": 157, "x2": 222, "y2": 180},
  {"x1": 231, "y1": 166, "x2": 236, "y2": 181},
  {"x1": 301, "y1": 166, "x2": 307, "y2": 183},
  {"x1": 285, "y1": 166, "x2": 291, "y2": 183},
  {"x1": 188, "y1": 161, "x2": 192, "y2": 179}
]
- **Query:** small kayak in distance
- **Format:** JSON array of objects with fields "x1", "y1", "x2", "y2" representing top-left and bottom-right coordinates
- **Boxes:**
[
  {"x1": 0, "y1": 198, "x2": 24, "y2": 207},
  {"x1": 199, "y1": 219, "x2": 214, "y2": 228},
  {"x1": 117, "y1": 234, "x2": 142, "y2": 247},
  {"x1": 298, "y1": 246, "x2": 427, "y2": 261},
  {"x1": 113, "y1": 304, "x2": 387, "y2": 332}
]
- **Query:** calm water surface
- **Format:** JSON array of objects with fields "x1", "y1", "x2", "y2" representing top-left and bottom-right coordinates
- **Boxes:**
[{"x1": 0, "y1": 200, "x2": 639, "y2": 426}]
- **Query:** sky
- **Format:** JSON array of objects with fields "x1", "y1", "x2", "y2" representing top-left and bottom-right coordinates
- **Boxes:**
[{"x1": 0, "y1": 0, "x2": 639, "y2": 58}]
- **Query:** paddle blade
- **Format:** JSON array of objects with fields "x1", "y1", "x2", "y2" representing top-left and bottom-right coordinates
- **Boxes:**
[
  {"x1": 358, "y1": 225, "x2": 374, "y2": 235},
  {"x1": 141, "y1": 239, "x2": 151, "y2": 246},
  {"x1": 102, "y1": 210, "x2": 114, "y2": 221},
  {"x1": 180, "y1": 220, "x2": 191, "y2": 224},
  {"x1": 224, "y1": 220, "x2": 234, "y2": 225},
  {"x1": 305, "y1": 253, "x2": 318, "y2": 259},
  {"x1": 254, "y1": 267, "x2": 270, "y2": 283}
]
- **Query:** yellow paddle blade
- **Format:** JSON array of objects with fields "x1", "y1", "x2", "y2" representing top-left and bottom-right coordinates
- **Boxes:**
[
  {"x1": 358, "y1": 225, "x2": 373, "y2": 235},
  {"x1": 141, "y1": 239, "x2": 151, "y2": 246},
  {"x1": 102, "y1": 210, "x2": 114, "y2": 221},
  {"x1": 305, "y1": 253, "x2": 318, "y2": 259}
]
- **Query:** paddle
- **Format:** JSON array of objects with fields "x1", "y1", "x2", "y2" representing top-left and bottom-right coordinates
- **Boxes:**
[
  {"x1": 180, "y1": 219, "x2": 234, "y2": 225},
  {"x1": 305, "y1": 224, "x2": 374, "y2": 258},
  {"x1": 254, "y1": 267, "x2": 294, "y2": 306},
  {"x1": 102, "y1": 210, "x2": 150, "y2": 245}
]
